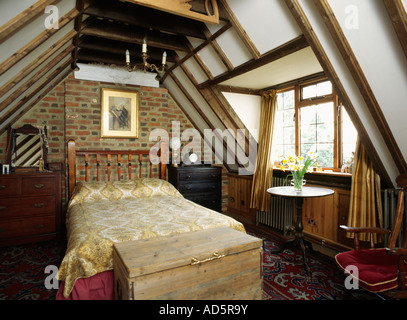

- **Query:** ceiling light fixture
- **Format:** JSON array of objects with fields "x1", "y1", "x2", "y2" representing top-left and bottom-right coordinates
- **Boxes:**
[{"x1": 125, "y1": 37, "x2": 167, "y2": 77}]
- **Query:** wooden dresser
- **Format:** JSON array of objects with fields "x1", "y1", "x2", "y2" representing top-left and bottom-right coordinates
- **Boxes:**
[
  {"x1": 0, "y1": 172, "x2": 62, "y2": 247},
  {"x1": 168, "y1": 165, "x2": 222, "y2": 212}
]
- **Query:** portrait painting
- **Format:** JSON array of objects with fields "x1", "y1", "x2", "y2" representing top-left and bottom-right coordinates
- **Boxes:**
[{"x1": 101, "y1": 88, "x2": 139, "y2": 138}]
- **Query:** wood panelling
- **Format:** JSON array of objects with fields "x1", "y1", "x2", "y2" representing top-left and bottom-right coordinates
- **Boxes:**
[{"x1": 227, "y1": 173, "x2": 256, "y2": 223}]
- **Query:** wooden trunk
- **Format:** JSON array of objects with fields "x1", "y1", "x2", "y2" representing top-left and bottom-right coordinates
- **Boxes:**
[{"x1": 113, "y1": 227, "x2": 263, "y2": 300}]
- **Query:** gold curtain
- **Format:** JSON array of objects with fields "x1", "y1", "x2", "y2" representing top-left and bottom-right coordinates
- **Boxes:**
[
  {"x1": 250, "y1": 89, "x2": 278, "y2": 212},
  {"x1": 347, "y1": 136, "x2": 382, "y2": 242}
]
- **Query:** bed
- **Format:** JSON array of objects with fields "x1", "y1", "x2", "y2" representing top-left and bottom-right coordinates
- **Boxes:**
[{"x1": 56, "y1": 140, "x2": 245, "y2": 300}]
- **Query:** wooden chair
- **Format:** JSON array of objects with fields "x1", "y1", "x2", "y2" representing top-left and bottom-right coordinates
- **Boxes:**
[{"x1": 335, "y1": 173, "x2": 407, "y2": 299}]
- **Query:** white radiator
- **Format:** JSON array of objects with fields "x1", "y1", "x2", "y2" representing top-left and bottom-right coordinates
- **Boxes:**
[{"x1": 256, "y1": 176, "x2": 295, "y2": 234}]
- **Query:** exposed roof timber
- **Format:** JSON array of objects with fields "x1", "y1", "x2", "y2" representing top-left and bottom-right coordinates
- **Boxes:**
[
  {"x1": 84, "y1": 0, "x2": 207, "y2": 40},
  {"x1": 0, "y1": 67, "x2": 72, "y2": 135},
  {"x1": 0, "y1": 58, "x2": 73, "y2": 127},
  {"x1": 167, "y1": 71, "x2": 232, "y2": 171},
  {"x1": 314, "y1": 0, "x2": 407, "y2": 174},
  {"x1": 199, "y1": 24, "x2": 233, "y2": 71},
  {"x1": 0, "y1": 44, "x2": 75, "y2": 114},
  {"x1": 0, "y1": 7, "x2": 79, "y2": 77},
  {"x1": 71, "y1": 0, "x2": 88, "y2": 69},
  {"x1": 215, "y1": 85, "x2": 261, "y2": 96},
  {"x1": 80, "y1": 18, "x2": 189, "y2": 52},
  {"x1": 161, "y1": 21, "x2": 232, "y2": 82},
  {"x1": 77, "y1": 36, "x2": 177, "y2": 64},
  {"x1": 383, "y1": 0, "x2": 407, "y2": 59},
  {"x1": 218, "y1": 0, "x2": 260, "y2": 59},
  {"x1": 123, "y1": 0, "x2": 220, "y2": 24},
  {"x1": 198, "y1": 35, "x2": 309, "y2": 89},
  {"x1": 0, "y1": 29, "x2": 76, "y2": 98},
  {"x1": 0, "y1": 0, "x2": 62, "y2": 44},
  {"x1": 165, "y1": 79, "x2": 231, "y2": 170},
  {"x1": 283, "y1": 0, "x2": 392, "y2": 187},
  {"x1": 178, "y1": 61, "x2": 250, "y2": 160}
]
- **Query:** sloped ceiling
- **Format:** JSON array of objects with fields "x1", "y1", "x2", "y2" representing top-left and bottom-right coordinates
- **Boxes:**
[{"x1": 1, "y1": 0, "x2": 406, "y2": 186}]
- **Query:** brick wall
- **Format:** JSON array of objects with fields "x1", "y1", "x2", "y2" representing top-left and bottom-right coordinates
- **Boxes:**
[{"x1": 0, "y1": 73, "x2": 229, "y2": 212}]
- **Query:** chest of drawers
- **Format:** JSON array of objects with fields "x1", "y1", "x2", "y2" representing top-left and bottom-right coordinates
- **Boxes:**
[
  {"x1": 168, "y1": 166, "x2": 222, "y2": 212},
  {"x1": 0, "y1": 172, "x2": 61, "y2": 246}
]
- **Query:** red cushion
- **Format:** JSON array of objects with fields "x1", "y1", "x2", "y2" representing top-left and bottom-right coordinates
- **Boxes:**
[{"x1": 335, "y1": 248, "x2": 406, "y2": 293}]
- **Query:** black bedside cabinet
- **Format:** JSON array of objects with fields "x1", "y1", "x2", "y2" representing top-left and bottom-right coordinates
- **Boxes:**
[{"x1": 167, "y1": 165, "x2": 222, "y2": 212}]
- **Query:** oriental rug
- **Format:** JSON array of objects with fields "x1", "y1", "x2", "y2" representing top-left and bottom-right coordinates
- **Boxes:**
[{"x1": 0, "y1": 227, "x2": 378, "y2": 300}]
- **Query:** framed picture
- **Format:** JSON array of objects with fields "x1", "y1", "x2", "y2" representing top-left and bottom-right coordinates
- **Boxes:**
[{"x1": 101, "y1": 88, "x2": 139, "y2": 138}]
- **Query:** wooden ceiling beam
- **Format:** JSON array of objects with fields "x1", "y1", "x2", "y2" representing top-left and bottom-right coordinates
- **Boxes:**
[
  {"x1": 314, "y1": 0, "x2": 407, "y2": 175},
  {"x1": 77, "y1": 36, "x2": 176, "y2": 63},
  {"x1": 198, "y1": 35, "x2": 309, "y2": 88},
  {"x1": 283, "y1": 0, "x2": 392, "y2": 187},
  {"x1": 218, "y1": 0, "x2": 260, "y2": 60},
  {"x1": 80, "y1": 18, "x2": 188, "y2": 52},
  {"x1": 0, "y1": 59, "x2": 73, "y2": 126},
  {"x1": 84, "y1": 0, "x2": 207, "y2": 40},
  {"x1": 0, "y1": 44, "x2": 75, "y2": 114},
  {"x1": 0, "y1": 0, "x2": 62, "y2": 44},
  {"x1": 383, "y1": 0, "x2": 407, "y2": 59},
  {"x1": 0, "y1": 29, "x2": 76, "y2": 98},
  {"x1": 0, "y1": 7, "x2": 79, "y2": 77},
  {"x1": 161, "y1": 22, "x2": 232, "y2": 82},
  {"x1": 0, "y1": 67, "x2": 72, "y2": 135}
]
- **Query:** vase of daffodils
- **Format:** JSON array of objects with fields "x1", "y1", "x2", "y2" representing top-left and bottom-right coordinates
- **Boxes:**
[{"x1": 279, "y1": 152, "x2": 318, "y2": 192}]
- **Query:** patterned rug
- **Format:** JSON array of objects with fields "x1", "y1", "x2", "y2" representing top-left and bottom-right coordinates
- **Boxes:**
[{"x1": 0, "y1": 228, "x2": 378, "y2": 300}]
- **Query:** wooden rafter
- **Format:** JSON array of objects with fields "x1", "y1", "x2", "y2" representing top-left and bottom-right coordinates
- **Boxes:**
[
  {"x1": 0, "y1": 8, "x2": 79, "y2": 77},
  {"x1": 0, "y1": 0, "x2": 62, "y2": 44},
  {"x1": 80, "y1": 18, "x2": 188, "y2": 52},
  {"x1": 383, "y1": 0, "x2": 407, "y2": 59},
  {"x1": 0, "y1": 68, "x2": 72, "y2": 135},
  {"x1": 0, "y1": 58, "x2": 73, "y2": 126},
  {"x1": 218, "y1": 0, "x2": 260, "y2": 60},
  {"x1": 198, "y1": 35, "x2": 309, "y2": 88},
  {"x1": 0, "y1": 44, "x2": 75, "y2": 114},
  {"x1": 283, "y1": 0, "x2": 392, "y2": 187},
  {"x1": 314, "y1": 0, "x2": 407, "y2": 174},
  {"x1": 167, "y1": 71, "x2": 232, "y2": 171},
  {"x1": 161, "y1": 21, "x2": 232, "y2": 82},
  {"x1": 123, "y1": 0, "x2": 220, "y2": 24},
  {"x1": 0, "y1": 29, "x2": 76, "y2": 98},
  {"x1": 84, "y1": 0, "x2": 207, "y2": 40}
]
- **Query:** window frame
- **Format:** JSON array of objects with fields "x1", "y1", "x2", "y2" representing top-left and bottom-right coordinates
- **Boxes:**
[{"x1": 276, "y1": 77, "x2": 350, "y2": 170}]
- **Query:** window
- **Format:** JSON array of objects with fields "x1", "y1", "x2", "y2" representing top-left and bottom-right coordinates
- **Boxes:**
[{"x1": 272, "y1": 79, "x2": 357, "y2": 170}]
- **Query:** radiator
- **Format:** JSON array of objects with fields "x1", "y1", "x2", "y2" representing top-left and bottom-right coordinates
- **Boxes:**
[
  {"x1": 256, "y1": 176, "x2": 294, "y2": 234},
  {"x1": 381, "y1": 188, "x2": 407, "y2": 247}
]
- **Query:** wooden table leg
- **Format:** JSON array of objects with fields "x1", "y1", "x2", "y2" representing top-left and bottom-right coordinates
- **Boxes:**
[{"x1": 273, "y1": 197, "x2": 312, "y2": 276}]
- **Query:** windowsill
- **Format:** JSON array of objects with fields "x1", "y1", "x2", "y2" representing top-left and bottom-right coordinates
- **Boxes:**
[{"x1": 272, "y1": 167, "x2": 352, "y2": 189}]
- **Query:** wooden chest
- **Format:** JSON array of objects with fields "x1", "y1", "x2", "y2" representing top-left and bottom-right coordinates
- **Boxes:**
[{"x1": 113, "y1": 227, "x2": 263, "y2": 300}]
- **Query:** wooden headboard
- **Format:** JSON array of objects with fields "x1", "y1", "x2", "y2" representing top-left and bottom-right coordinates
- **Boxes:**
[{"x1": 67, "y1": 139, "x2": 168, "y2": 198}]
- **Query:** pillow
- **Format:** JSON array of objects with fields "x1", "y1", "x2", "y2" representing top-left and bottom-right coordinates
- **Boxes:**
[{"x1": 70, "y1": 178, "x2": 182, "y2": 205}]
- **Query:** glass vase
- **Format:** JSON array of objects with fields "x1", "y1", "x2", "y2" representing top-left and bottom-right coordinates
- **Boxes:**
[{"x1": 291, "y1": 177, "x2": 306, "y2": 192}]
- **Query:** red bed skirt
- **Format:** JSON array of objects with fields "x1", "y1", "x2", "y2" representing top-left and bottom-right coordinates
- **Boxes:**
[{"x1": 56, "y1": 270, "x2": 114, "y2": 300}]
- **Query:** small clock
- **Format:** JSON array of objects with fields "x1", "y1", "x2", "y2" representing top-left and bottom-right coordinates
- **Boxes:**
[{"x1": 182, "y1": 151, "x2": 201, "y2": 166}]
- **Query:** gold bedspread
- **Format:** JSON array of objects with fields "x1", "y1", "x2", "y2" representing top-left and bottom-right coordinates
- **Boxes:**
[{"x1": 57, "y1": 178, "x2": 245, "y2": 298}]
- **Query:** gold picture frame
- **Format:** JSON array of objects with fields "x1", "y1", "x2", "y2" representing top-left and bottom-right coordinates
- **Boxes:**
[{"x1": 101, "y1": 88, "x2": 139, "y2": 138}]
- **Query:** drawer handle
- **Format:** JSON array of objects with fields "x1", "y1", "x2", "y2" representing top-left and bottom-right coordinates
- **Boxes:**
[
  {"x1": 191, "y1": 251, "x2": 225, "y2": 265},
  {"x1": 35, "y1": 203, "x2": 44, "y2": 208},
  {"x1": 0, "y1": 185, "x2": 6, "y2": 190},
  {"x1": 34, "y1": 224, "x2": 45, "y2": 229},
  {"x1": 34, "y1": 184, "x2": 44, "y2": 189},
  {"x1": 0, "y1": 206, "x2": 6, "y2": 211},
  {"x1": 185, "y1": 175, "x2": 191, "y2": 180}
]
